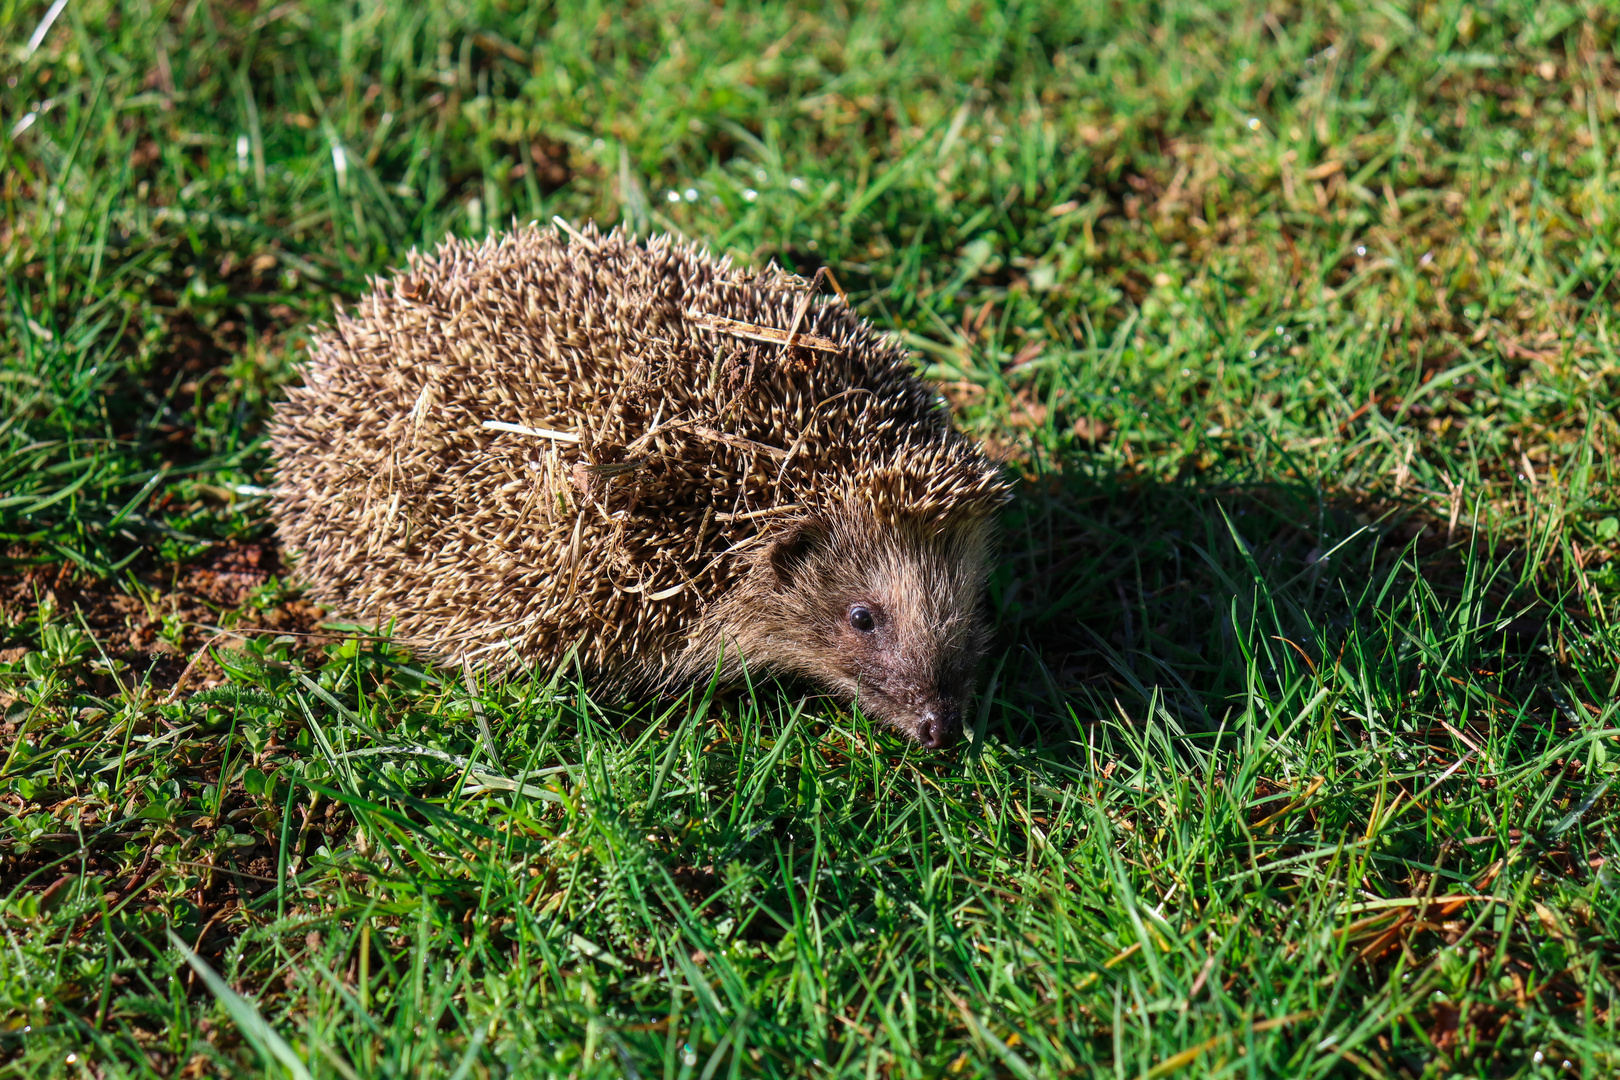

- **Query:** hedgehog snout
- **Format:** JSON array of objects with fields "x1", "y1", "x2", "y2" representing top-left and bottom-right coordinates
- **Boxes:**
[{"x1": 915, "y1": 699, "x2": 962, "y2": 750}]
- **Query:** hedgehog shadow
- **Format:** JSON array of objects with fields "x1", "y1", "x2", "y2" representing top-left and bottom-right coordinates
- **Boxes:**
[{"x1": 978, "y1": 468, "x2": 1555, "y2": 762}]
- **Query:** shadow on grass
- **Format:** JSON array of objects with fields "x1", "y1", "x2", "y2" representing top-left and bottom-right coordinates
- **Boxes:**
[{"x1": 980, "y1": 461, "x2": 1610, "y2": 768}]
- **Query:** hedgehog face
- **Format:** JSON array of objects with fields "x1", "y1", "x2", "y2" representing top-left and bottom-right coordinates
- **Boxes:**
[{"x1": 752, "y1": 512, "x2": 994, "y2": 748}]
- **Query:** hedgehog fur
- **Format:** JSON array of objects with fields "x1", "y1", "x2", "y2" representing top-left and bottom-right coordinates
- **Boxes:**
[{"x1": 268, "y1": 222, "x2": 1008, "y2": 746}]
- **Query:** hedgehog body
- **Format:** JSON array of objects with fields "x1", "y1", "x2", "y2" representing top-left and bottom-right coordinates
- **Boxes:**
[{"x1": 269, "y1": 223, "x2": 1007, "y2": 746}]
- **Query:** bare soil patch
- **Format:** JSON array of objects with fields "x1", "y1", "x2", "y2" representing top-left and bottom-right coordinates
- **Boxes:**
[{"x1": 0, "y1": 540, "x2": 331, "y2": 701}]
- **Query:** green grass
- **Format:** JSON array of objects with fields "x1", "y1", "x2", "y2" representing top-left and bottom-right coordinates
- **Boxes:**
[{"x1": 3, "y1": 0, "x2": 1620, "y2": 1076}]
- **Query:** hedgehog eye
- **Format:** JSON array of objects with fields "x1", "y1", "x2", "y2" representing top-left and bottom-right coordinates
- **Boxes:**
[{"x1": 848, "y1": 606, "x2": 876, "y2": 633}]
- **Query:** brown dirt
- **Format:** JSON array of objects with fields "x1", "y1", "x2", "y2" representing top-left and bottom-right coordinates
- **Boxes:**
[{"x1": 0, "y1": 539, "x2": 331, "y2": 701}]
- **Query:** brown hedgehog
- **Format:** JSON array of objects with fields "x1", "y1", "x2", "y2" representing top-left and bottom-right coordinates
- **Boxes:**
[{"x1": 269, "y1": 221, "x2": 1008, "y2": 747}]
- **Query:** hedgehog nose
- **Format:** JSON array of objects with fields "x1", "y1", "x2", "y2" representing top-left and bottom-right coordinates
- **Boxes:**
[{"x1": 917, "y1": 702, "x2": 961, "y2": 750}]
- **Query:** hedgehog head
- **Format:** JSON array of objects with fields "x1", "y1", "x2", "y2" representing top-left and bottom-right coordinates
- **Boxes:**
[{"x1": 723, "y1": 507, "x2": 996, "y2": 748}]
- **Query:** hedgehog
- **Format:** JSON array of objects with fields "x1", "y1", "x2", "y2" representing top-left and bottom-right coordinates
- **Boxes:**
[{"x1": 268, "y1": 221, "x2": 1008, "y2": 747}]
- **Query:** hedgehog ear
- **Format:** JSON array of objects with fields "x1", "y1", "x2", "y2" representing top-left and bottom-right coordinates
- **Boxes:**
[{"x1": 765, "y1": 518, "x2": 826, "y2": 589}]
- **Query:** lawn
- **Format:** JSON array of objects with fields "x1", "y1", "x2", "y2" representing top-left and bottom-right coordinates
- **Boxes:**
[{"x1": 3, "y1": 0, "x2": 1619, "y2": 1076}]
